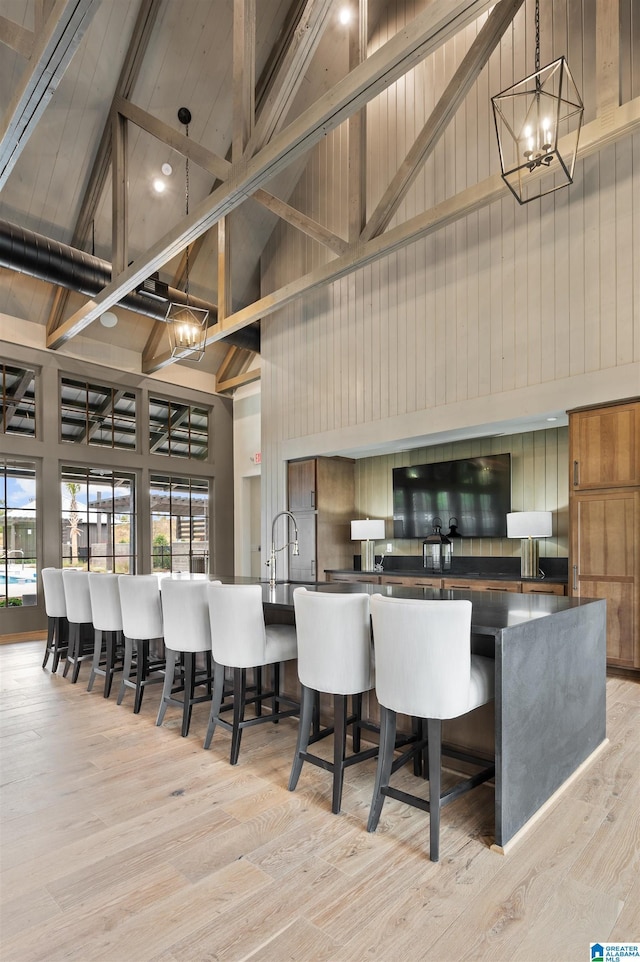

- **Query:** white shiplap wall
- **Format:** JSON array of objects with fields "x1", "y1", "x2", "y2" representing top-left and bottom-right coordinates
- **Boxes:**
[{"x1": 259, "y1": 0, "x2": 639, "y2": 568}]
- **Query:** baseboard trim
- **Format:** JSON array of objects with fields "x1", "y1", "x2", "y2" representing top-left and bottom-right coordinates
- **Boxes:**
[{"x1": 0, "y1": 631, "x2": 45, "y2": 645}]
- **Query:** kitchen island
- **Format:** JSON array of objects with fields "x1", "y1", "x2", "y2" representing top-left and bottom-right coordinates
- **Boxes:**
[{"x1": 230, "y1": 578, "x2": 606, "y2": 852}]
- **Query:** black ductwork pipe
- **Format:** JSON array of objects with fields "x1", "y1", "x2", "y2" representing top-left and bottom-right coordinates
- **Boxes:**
[{"x1": 0, "y1": 220, "x2": 260, "y2": 354}]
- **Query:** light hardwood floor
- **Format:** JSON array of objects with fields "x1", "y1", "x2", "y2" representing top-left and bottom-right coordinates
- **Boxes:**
[{"x1": 1, "y1": 640, "x2": 639, "y2": 962}]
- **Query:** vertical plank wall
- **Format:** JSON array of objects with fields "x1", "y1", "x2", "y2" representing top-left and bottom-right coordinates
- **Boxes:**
[{"x1": 258, "y1": 0, "x2": 639, "y2": 568}]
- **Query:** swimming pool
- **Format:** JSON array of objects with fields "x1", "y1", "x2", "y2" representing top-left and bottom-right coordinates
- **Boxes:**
[{"x1": 1, "y1": 570, "x2": 38, "y2": 586}]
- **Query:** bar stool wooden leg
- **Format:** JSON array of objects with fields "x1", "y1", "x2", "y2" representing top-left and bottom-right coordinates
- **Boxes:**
[
  {"x1": 203, "y1": 662, "x2": 225, "y2": 749},
  {"x1": 133, "y1": 640, "x2": 149, "y2": 714},
  {"x1": 156, "y1": 649, "x2": 179, "y2": 728},
  {"x1": 332, "y1": 694, "x2": 348, "y2": 814},
  {"x1": 288, "y1": 684, "x2": 315, "y2": 791},
  {"x1": 428, "y1": 718, "x2": 442, "y2": 862},
  {"x1": 367, "y1": 707, "x2": 397, "y2": 832},
  {"x1": 230, "y1": 668, "x2": 247, "y2": 765},
  {"x1": 117, "y1": 637, "x2": 133, "y2": 705},
  {"x1": 182, "y1": 653, "x2": 196, "y2": 737}
]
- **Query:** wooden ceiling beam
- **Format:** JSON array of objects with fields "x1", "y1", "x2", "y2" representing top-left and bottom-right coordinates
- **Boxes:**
[
  {"x1": 47, "y1": 0, "x2": 494, "y2": 351},
  {"x1": 216, "y1": 367, "x2": 261, "y2": 393},
  {"x1": 243, "y1": 0, "x2": 335, "y2": 159},
  {"x1": 137, "y1": 55, "x2": 640, "y2": 380},
  {"x1": 0, "y1": 0, "x2": 101, "y2": 189},
  {"x1": 46, "y1": 0, "x2": 161, "y2": 336},
  {"x1": 0, "y1": 15, "x2": 34, "y2": 57},
  {"x1": 361, "y1": 0, "x2": 526, "y2": 242},
  {"x1": 233, "y1": 0, "x2": 255, "y2": 158},
  {"x1": 181, "y1": 97, "x2": 637, "y2": 349}
]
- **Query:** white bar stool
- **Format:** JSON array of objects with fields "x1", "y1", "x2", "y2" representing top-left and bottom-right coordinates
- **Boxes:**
[
  {"x1": 157, "y1": 579, "x2": 218, "y2": 737},
  {"x1": 41, "y1": 567, "x2": 69, "y2": 672},
  {"x1": 204, "y1": 582, "x2": 299, "y2": 765},
  {"x1": 289, "y1": 587, "x2": 378, "y2": 814},
  {"x1": 368, "y1": 594, "x2": 495, "y2": 862},
  {"x1": 61, "y1": 569, "x2": 94, "y2": 684},
  {"x1": 87, "y1": 573, "x2": 124, "y2": 698},
  {"x1": 117, "y1": 575, "x2": 165, "y2": 714}
]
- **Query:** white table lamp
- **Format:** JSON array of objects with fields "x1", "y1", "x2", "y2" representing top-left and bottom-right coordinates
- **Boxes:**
[
  {"x1": 507, "y1": 511, "x2": 553, "y2": 578},
  {"x1": 351, "y1": 519, "x2": 385, "y2": 572}
]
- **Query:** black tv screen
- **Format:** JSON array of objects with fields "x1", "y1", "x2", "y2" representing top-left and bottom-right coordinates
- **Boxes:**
[{"x1": 393, "y1": 454, "x2": 511, "y2": 539}]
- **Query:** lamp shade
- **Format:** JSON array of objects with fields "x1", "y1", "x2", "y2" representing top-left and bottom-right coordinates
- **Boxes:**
[
  {"x1": 351, "y1": 519, "x2": 385, "y2": 541},
  {"x1": 506, "y1": 511, "x2": 552, "y2": 539}
]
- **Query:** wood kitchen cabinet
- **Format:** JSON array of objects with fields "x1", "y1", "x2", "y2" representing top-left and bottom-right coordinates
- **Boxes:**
[
  {"x1": 569, "y1": 398, "x2": 640, "y2": 669},
  {"x1": 570, "y1": 399, "x2": 639, "y2": 490},
  {"x1": 288, "y1": 457, "x2": 354, "y2": 582}
]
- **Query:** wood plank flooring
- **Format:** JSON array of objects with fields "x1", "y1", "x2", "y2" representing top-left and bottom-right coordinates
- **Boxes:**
[{"x1": 1, "y1": 641, "x2": 639, "y2": 962}]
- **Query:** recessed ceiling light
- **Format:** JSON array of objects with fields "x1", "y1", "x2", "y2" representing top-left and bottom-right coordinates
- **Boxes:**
[
  {"x1": 161, "y1": 162, "x2": 173, "y2": 176},
  {"x1": 100, "y1": 311, "x2": 118, "y2": 328},
  {"x1": 152, "y1": 178, "x2": 166, "y2": 193},
  {"x1": 338, "y1": 6, "x2": 352, "y2": 25}
]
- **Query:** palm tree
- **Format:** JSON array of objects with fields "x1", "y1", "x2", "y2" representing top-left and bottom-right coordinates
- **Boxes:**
[{"x1": 66, "y1": 482, "x2": 81, "y2": 565}]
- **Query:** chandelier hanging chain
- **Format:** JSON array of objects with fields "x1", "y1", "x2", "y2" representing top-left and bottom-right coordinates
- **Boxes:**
[
  {"x1": 534, "y1": 0, "x2": 540, "y2": 74},
  {"x1": 184, "y1": 122, "x2": 190, "y2": 306}
]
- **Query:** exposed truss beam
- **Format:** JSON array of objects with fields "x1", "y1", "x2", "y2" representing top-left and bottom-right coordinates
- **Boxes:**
[
  {"x1": 233, "y1": 0, "x2": 255, "y2": 157},
  {"x1": 0, "y1": 0, "x2": 100, "y2": 189},
  {"x1": 141, "y1": 99, "x2": 640, "y2": 373},
  {"x1": 47, "y1": 0, "x2": 495, "y2": 351},
  {"x1": 0, "y1": 15, "x2": 34, "y2": 57},
  {"x1": 216, "y1": 366, "x2": 262, "y2": 393},
  {"x1": 46, "y1": 0, "x2": 161, "y2": 336},
  {"x1": 118, "y1": 97, "x2": 348, "y2": 256},
  {"x1": 243, "y1": 0, "x2": 334, "y2": 159},
  {"x1": 362, "y1": 0, "x2": 525, "y2": 242}
]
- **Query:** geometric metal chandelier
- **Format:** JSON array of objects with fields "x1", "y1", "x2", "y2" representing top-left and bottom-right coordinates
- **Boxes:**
[
  {"x1": 491, "y1": 0, "x2": 584, "y2": 205},
  {"x1": 166, "y1": 107, "x2": 208, "y2": 360}
]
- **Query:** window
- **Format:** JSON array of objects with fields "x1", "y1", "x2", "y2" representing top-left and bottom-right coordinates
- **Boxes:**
[
  {"x1": 1, "y1": 459, "x2": 37, "y2": 609},
  {"x1": 150, "y1": 474, "x2": 209, "y2": 573},
  {"x1": 60, "y1": 465, "x2": 136, "y2": 573},
  {"x1": 149, "y1": 396, "x2": 209, "y2": 460},
  {"x1": 60, "y1": 377, "x2": 136, "y2": 450},
  {"x1": 1, "y1": 364, "x2": 36, "y2": 438}
]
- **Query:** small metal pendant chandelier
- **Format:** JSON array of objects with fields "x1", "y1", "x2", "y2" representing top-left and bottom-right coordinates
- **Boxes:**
[
  {"x1": 491, "y1": 0, "x2": 584, "y2": 205},
  {"x1": 166, "y1": 107, "x2": 208, "y2": 360}
]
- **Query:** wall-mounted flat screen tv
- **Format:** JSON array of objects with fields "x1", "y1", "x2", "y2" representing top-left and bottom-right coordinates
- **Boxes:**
[{"x1": 393, "y1": 454, "x2": 511, "y2": 539}]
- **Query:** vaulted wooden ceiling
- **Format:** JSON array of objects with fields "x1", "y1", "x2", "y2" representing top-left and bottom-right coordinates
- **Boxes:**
[{"x1": 1, "y1": 0, "x2": 636, "y2": 392}]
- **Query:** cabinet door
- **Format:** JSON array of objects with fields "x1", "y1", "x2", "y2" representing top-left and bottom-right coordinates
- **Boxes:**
[
  {"x1": 570, "y1": 490, "x2": 639, "y2": 666},
  {"x1": 288, "y1": 460, "x2": 316, "y2": 510},
  {"x1": 570, "y1": 401, "x2": 640, "y2": 490}
]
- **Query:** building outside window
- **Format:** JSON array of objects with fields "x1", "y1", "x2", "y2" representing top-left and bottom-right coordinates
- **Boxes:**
[
  {"x1": 1, "y1": 364, "x2": 36, "y2": 438},
  {"x1": 149, "y1": 396, "x2": 209, "y2": 460},
  {"x1": 60, "y1": 465, "x2": 136, "y2": 572},
  {"x1": 60, "y1": 377, "x2": 136, "y2": 450},
  {"x1": 150, "y1": 474, "x2": 209, "y2": 573},
  {"x1": 0, "y1": 459, "x2": 37, "y2": 609}
]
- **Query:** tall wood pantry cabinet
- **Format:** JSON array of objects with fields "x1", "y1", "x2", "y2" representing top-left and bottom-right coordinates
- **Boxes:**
[
  {"x1": 568, "y1": 398, "x2": 640, "y2": 669},
  {"x1": 287, "y1": 457, "x2": 355, "y2": 582}
]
